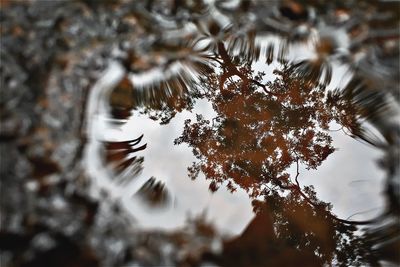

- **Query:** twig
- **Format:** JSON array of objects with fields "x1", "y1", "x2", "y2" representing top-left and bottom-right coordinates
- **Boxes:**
[
  {"x1": 346, "y1": 207, "x2": 381, "y2": 220},
  {"x1": 279, "y1": 182, "x2": 387, "y2": 225},
  {"x1": 295, "y1": 159, "x2": 300, "y2": 188},
  {"x1": 216, "y1": 42, "x2": 282, "y2": 97}
]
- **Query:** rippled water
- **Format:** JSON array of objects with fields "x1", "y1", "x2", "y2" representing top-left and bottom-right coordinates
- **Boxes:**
[
  {"x1": 1, "y1": 0, "x2": 399, "y2": 266},
  {"x1": 85, "y1": 58, "x2": 387, "y2": 235}
]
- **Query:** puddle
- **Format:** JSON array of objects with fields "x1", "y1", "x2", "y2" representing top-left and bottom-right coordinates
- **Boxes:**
[{"x1": 2, "y1": 1, "x2": 399, "y2": 266}]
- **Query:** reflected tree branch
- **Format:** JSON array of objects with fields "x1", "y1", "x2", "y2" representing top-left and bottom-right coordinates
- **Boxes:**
[
  {"x1": 216, "y1": 42, "x2": 282, "y2": 97},
  {"x1": 280, "y1": 182, "x2": 388, "y2": 226},
  {"x1": 295, "y1": 159, "x2": 300, "y2": 188},
  {"x1": 346, "y1": 207, "x2": 382, "y2": 221}
]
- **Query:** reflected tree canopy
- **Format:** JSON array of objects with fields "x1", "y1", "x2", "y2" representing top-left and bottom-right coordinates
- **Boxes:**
[
  {"x1": 175, "y1": 62, "x2": 336, "y2": 197},
  {"x1": 171, "y1": 47, "x2": 397, "y2": 266}
]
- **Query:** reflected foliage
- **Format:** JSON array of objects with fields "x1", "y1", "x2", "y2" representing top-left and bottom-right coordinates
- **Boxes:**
[
  {"x1": 175, "y1": 63, "x2": 336, "y2": 197},
  {"x1": 205, "y1": 191, "x2": 380, "y2": 267},
  {"x1": 173, "y1": 58, "x2": 399, "y2": 265}
]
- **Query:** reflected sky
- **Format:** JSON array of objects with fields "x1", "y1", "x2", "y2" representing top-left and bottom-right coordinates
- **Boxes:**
[
  {"x1": 295, "y1": 123, "x2": 386, "y2": 221},
  {"x1": 87, "y1": 59, "x2": 387, "y2": 236},
  {"x1": 100, "y1": 98, "x2": 254, "y2": 235}
]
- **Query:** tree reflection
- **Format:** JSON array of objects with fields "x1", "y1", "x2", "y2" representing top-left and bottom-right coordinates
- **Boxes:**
[
  {"x1": 175, "y1": 61, "x2": 335, "y2": 198},
  {"x1": 173, "y1": 46, "x2": 394, "y2": 265},
  {"x1": 205, "y1": 191, "x2": 377, "y2": 267}
]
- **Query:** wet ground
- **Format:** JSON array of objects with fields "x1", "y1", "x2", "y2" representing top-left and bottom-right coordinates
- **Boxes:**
[{"x1": 1, "y1": 1, "x2": 399, "y2": 266}]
